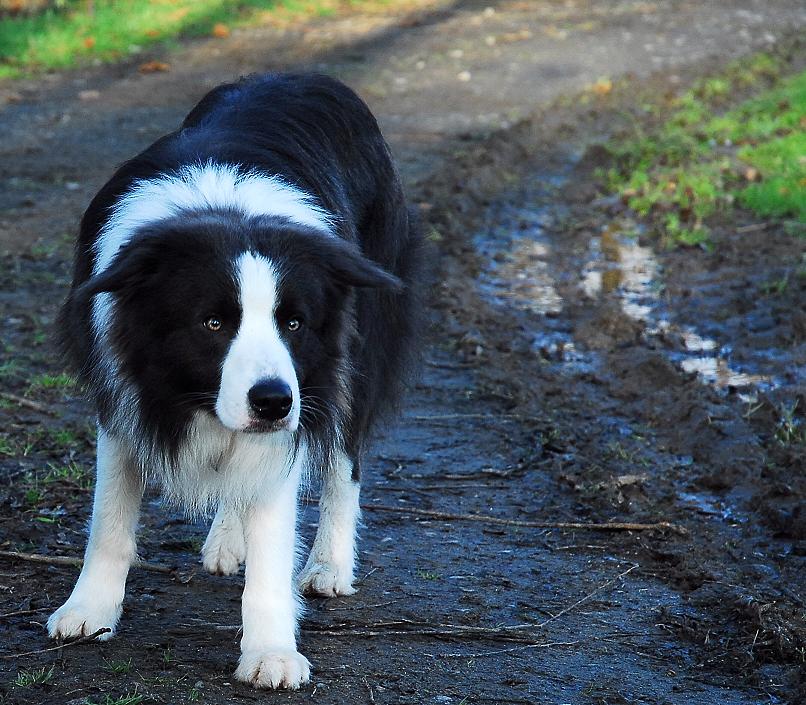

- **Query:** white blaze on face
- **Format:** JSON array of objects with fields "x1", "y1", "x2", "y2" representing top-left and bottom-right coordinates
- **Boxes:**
[
  {"x1": 215, "y1": 253, "x2": 300, "y2": 432},
  {"x1": 89, "y1": 163, "x2": 335, "y2": 343}
]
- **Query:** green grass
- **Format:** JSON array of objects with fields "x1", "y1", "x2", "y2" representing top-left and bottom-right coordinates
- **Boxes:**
[
  {"x1": 103, "y1": 658, "x2": 134, "y2": 675},
  {"x1": 12, "y1": 665, "x2": 55, "y2": 687},
  {"x1": 775, "y1": 399, "x2": 806, "y2": 446},
  {"x1": 44, "y1": 460, "x2": 92, "y2": 487},
  {"x1": 27, "y1": 371, "x2": 75, "y2": 392},
  {"x1": 0, "y1": 359, "x2": 24, "y2": 383},
  {"x1": 603, "y1": 54, "x2": 806, "y2": 248},
  {"x1": 84, "y1": 694, "x2": 146, "y2": 705},
  {"x1": 18, "y1": 459, "x2": 92, "y2": 513},
  {"x1": 0, "y1": 0, "x2": 416, "y2": 79}
]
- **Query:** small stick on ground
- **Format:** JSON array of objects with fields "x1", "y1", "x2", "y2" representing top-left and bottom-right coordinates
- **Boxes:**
[
  {"x1": 174, "y1": 621, "x2": 543, "y2": 643},
  {"x1": 0, "y1": 607, "x2": 52, "y2": 620},
  {"x1": 172, "y1": 567, "x2": 639, "y2": 647},
  {"x1": 536, "y1": 564, "x2": 638, "y2": 630},
  {"x1": 431, "y1": 640, "x2": 581, "y2": 659},
  {"x1": 431, "y1": 565, "x2": 639, "y2": 658},
  {"x1": 356, "y1": 504, "x2": 687, "y2": 534},
  {"x1": 735, "y1": 222, "x2": 769, "y2": 233},
  {"x1": 1, "y1": 628, "x2": 110, "y2": 659},
  {"x1": 0, "y1": 550, "x2": 175, "y2": 575},
  {"x1": 406, "y1": 413, "x2": 528, "y2": 422},
  {"x1": 0, "y1": 392, "x2": 56, "y2": 416}
]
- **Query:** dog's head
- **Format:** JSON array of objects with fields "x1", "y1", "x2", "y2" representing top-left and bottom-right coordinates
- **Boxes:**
[{"x1": 76, "y1": 212, "x2": 401, "y2": 437}]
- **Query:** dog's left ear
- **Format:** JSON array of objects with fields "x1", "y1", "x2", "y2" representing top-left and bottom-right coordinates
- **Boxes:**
[{"x1": 319, "y1": 239, "x2": 404, "y2": 292}]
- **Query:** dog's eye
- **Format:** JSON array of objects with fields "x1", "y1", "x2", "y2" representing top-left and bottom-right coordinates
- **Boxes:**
[
  {"x1": 203, "y1": 316, "x2": 222, "y2": 332},
  {"x1": 287, "y1": 318, "x2": 302, "y2": 332}
]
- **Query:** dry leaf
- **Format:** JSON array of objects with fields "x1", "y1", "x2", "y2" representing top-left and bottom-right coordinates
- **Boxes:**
[
  {"x1": 592, "y1": 77, "x2": 612, "y2": 96},
  {"x1": 212, "y1": 23, "x2": 230, "y2": 38},
  {"x1": 500, "y1": 29, "x2": 532, "y2": 43},
  {"x1": 744, "y1": 167, "x2": 759, "y2": 182},
  {"x1": 139, "y1": 60, "x2": 170, "y2": 74}
]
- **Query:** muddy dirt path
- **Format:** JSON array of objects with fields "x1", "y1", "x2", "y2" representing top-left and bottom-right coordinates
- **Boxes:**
[{"x1": 2, "y1": 2, "x2": 805, "y2": 704}]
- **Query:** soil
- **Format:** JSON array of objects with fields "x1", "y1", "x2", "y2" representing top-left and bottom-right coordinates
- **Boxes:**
[{"x1": 1, "y1": 2, "x2": 805, "y2": 704}]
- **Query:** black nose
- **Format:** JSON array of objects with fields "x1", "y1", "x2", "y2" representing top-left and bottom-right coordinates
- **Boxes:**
[{"x1": 247, "y1": 379, "x2": 293, "y2": 421}]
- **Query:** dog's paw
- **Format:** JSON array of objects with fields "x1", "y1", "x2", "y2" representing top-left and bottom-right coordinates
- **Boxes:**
[
  {"x1": 236, "y1": 648, "x2": 311, "y2": 690},
  {"x1": 47, "y1": 598, "x2": 120, "y2": 641},
  {"x1": 298, "y1": 560, "x2": 356, "y2": 597},
  {"x1": 202, "y1": 522, "x2": 246, "y2": 576}
]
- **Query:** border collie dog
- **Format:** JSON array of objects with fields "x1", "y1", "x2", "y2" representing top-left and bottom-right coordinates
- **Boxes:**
[{"x1": 48, "y1": 73, "x2": 424, "y2": 689}]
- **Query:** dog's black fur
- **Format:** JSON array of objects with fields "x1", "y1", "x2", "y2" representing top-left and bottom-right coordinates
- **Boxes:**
[{"x1": 60, "y1": 73, "x2": 426, "y2": 479}]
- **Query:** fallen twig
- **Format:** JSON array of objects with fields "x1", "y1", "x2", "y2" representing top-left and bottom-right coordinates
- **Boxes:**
[
  {"x1": 189, "y1": 622, "x2": 543, "y2": 644},
  {"x1": 356, "y1": 504, "x2": 687, "y2": 534},
  {"x1": 406, "y1": 413, "x2": 527, "y2": 422},
  {"x1": 170, "y1": 567, "x2": 639, "y2": 648},
  {"x1": 430, "y1": 640, "x2": 581, "y2": 659},
  {"x1": 536, "y1": 564, "x2": 638, "y2": 630},
  {"x1": 1, "y1": 627, "x2": 110, "y2": 659},
  {"x1": 0, "y1": 606, "x2": 52, "y2": 620},
  {"x1": 0, "y1": 391, "x2": 56, "y2": 416},
  {"x1": 428, "y1": 565, "x2": 639, "y2": 657},
  {"x1": 424, "y1": 360, "x2": 477, "y2": 371},
  {"x1": 735, "y1": 222, "x2": 769, "y2": 233},
  {"x1": 0, "y1": 550, "x2": 175, "y2": 575},
  {"x1": 325, "y1": 599, "x2": 399, "y2": 612}
]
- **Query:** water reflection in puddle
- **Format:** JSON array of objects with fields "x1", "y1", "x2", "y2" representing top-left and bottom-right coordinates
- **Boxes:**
[
  {"x1": 581, "y1": 227, "x2": 658, "y2": 323},
  {"x1": 474, "y1": 198, "x2": 590, "y2": 369},
  {"x1": 579, "y1": 224, "x2": 774, "y2": 393},
  {"x1": 481, "y1": 238, "x2": 563, "y2": 315},
  {"x1": 476, "y1": 206, "x2": 564, "y2": 316}
]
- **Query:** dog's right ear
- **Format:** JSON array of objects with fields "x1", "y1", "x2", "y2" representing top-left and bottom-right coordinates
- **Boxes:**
[{"x1": 73, "y1": 236, "x2": 166, "y2": 303}]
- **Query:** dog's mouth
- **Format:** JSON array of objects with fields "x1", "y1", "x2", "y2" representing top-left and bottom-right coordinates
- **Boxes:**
[{"x1": 242, "y1": 418, "x2": 295, "y2": 434}]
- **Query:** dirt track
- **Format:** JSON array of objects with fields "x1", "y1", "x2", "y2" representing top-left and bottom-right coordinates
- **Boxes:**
[{"x1": 1, "y1": 2, "x2": 805, "y2": 704}]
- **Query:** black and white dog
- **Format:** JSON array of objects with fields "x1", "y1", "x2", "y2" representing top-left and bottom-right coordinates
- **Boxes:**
[{"x1": 48, "y1": 73, "x2": 425, "y2": 689}]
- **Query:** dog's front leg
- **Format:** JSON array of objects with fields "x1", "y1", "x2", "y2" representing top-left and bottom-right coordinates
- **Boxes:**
[
  {"x1": 236, "y1": 464, "x2": 310, "y2": 689},
  {"x1": 202, "y1": 504, "x2": 246, "y2": 576},
  {"x1": 299, "y1": 449, "x2": 360, "y2": 596},
  {"x1": 48, "y1": 429, "x2": 142, "y2": 640}
]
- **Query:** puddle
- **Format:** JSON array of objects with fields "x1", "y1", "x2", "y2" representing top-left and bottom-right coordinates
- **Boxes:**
[
  {"x1": 475, "y1": 183, "x2": 778, "y2": 395},
  {"x1": 475, "y1": 196, "x2": 563, "y2": 317},
  {"x1": 580, "y1": 226, "x2": 659, "y2": 323},
  {"x1": 473, "y1": 165, "x2": 597, "y2": 372},
  {"x1": 480, "y1": 236, "x2": 563, "y2": 315},
  {"x1": 579, "y1": 223, "x2": 777, "y2": 394}
]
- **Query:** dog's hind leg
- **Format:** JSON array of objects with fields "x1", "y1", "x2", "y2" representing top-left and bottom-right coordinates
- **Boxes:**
[
  {"x1": 298, "y1": 449, "x2": 359, "y2": 597},
  {"x1": 202, "y1": 504, "x2": 246, "y2": 576},
  {"x1": 48, "y1": 428, "x2": 143, "y2": 640}
]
